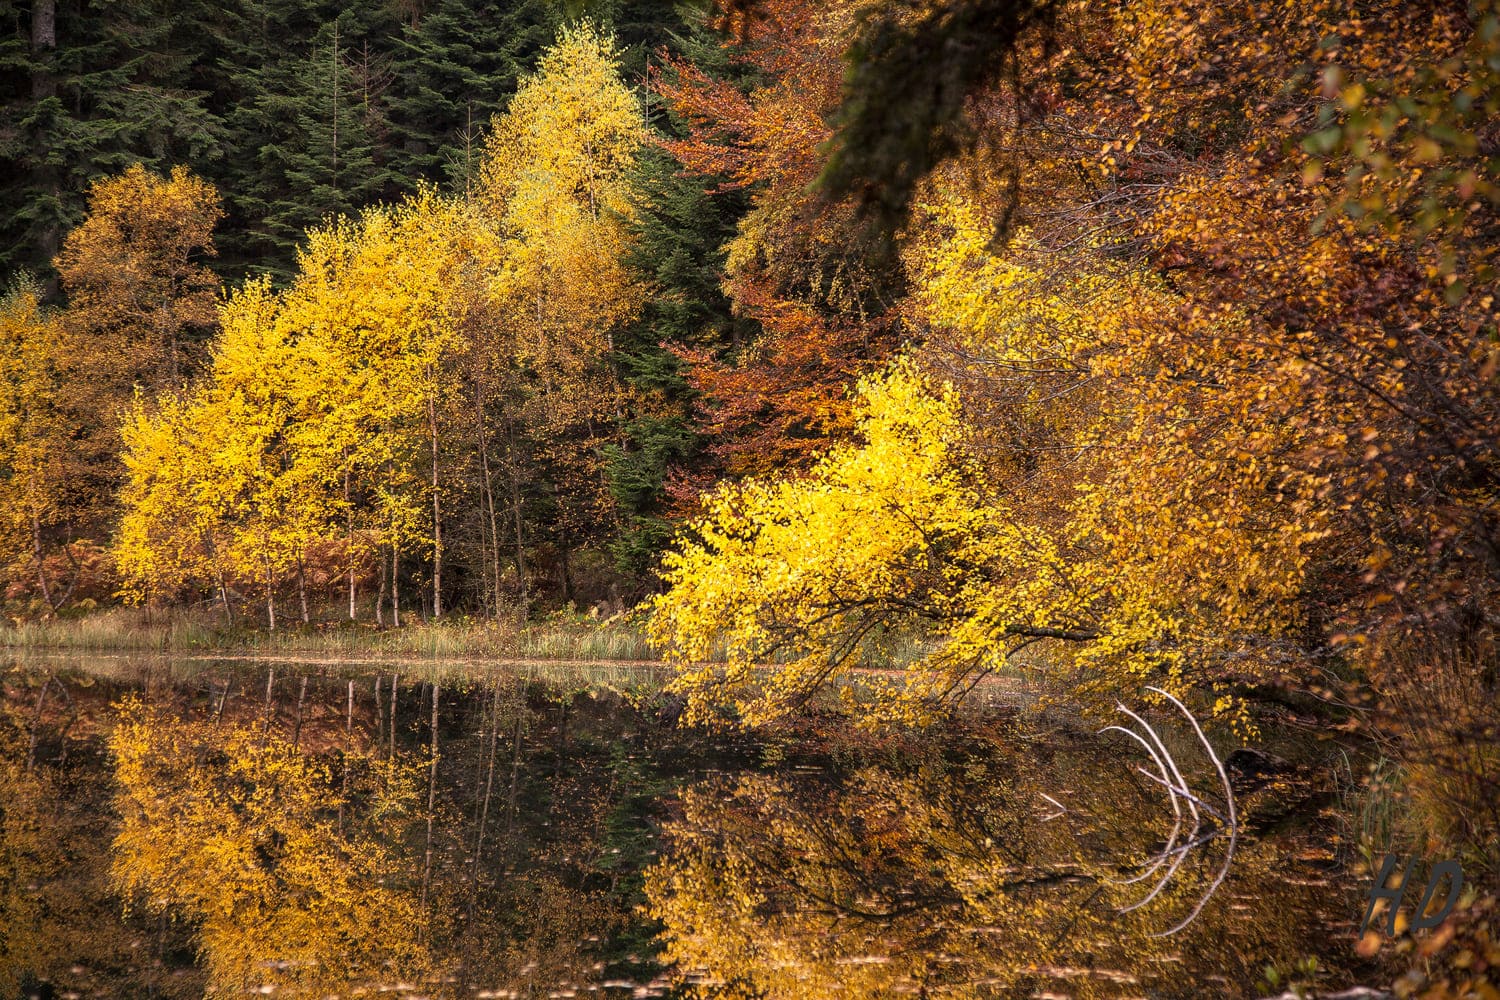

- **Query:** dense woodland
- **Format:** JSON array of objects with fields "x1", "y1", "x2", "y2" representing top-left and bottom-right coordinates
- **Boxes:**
[
  {"x1": 1, "y1": 0, "x2": 1498, "y2": 880},
  {"x1": 1, "y1": 1, "x2": 1499, "y2": 996}
]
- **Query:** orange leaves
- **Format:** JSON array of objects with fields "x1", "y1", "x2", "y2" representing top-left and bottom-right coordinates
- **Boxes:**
[
  {"x1": 675, "y1": 293, "x2": 898, "y2": 479},
  {"x1": 652, "y1": 0, "x2": 905, "y2": 488},
  {"x1": 54, "y1": 164, "x2": 222, "y2": 386}
]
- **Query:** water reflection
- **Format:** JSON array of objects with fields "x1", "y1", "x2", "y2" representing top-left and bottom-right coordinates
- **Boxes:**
[
  {"x1": 643, "y1": 720, "x2": 1358, "y2": 999},
  {"x1": 2, "y1": 659, "x2": 695, "y2": 998},
  {"x1": 1, "y1": 660, "x2": 1359, "y2": 999}
]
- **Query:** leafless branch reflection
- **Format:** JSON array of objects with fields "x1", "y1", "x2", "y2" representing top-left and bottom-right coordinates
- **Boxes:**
[{"x1": 1099, "y1": 686, "x2": 1239, "y2": 936}]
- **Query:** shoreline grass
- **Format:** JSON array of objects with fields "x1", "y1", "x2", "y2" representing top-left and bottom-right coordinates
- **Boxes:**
[
  {"x1": 1, "y1": 606, "x2": 952, "y2": 670},
  {"x1": 1, "y1": 605, "x2": 659, "y2": 661}
]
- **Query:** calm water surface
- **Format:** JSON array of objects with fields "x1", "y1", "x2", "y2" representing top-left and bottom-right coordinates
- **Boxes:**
[{"x1": 0, "y1": 656, "x2": 1368, "y2": 999}]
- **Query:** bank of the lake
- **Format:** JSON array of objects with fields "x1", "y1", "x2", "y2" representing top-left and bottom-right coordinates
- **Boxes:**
[{"x1": 1, "y1": 604, "x2": 658, "y2": 661}]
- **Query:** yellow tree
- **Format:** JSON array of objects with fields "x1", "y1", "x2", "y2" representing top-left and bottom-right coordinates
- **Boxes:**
[
  {"x1": 114, "y1": 387, "x2": 237, "y2": 615},
  {"x1": 476, "y1": 21, "x2": 648, "y2": 593},
  {"x1": 649, "y1": 179, "x2": 1329, "y2": 733},
  {"x1": 0, "y1": 281, "x2": 71, "y2": 615},
  {"x1": 54, "y1": 164, "x2": 222, "y2": 390},
  {"x1": 114, "y1": 192, "x2": 489, "y2": 625},
  {"x1": 276, "y1": 192, "x2": 484, "y2": 622},
  {"x1": 202, "y1": 277, "x2": 340, "y2": 628},
  {"x1": 33, "y1": 165, "x2": 225, "y2": 608}
]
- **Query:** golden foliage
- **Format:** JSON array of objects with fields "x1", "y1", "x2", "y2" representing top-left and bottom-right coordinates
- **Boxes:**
[{"x1": 54, "y1": 163, "x2": 222, "y2": 389}]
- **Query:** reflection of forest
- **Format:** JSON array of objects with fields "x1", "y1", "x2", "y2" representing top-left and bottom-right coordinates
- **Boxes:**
[
  {"x1": 0, "y1": 661, "x2": 740, "y2": 998},
  {"x1": 2, "y1": 661, "x2": 1363, "y2": 998},
  {"x1": 645, "y1": 720, "x2": 1363, "y2": 999}
]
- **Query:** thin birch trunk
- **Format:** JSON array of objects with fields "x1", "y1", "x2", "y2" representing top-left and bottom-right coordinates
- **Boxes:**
[
  {"x1": 475, "y1": 382, "x2": 503, "y2": 618},
  {"x1": 391, "y1": 542, "x2": 401, "y2": 628},
  {"x1": 264, "y1": 555, "x2": 277, "y2": 631},
  {"x1": 375, "y1": 551, "x2": 386, "y2": 626},
  {"x1": 505, "y1": 419, "x2": 528, "y2": 611},
  {"x1": 31, "y1": 508, "x2": 56, "y2": 617},
  {"x1": 345, "y1": 464, "x2": 357, "y2": 620},
  {"x1": 429, "y1": 390, "x2": 443, "y2": 619}
]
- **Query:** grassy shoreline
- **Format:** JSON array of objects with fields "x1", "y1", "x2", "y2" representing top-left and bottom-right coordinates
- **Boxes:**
[{"x1": 1, "y1": 605, "x2": 659, "y2": 661}]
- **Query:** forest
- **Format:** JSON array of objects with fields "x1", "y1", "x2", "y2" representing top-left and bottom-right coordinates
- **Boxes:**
[{"x1": 0, "y1": 0, "x2": 1498, "y2": 993}]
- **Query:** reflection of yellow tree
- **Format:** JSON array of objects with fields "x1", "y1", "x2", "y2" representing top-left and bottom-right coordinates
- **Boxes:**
[
  {"x1": 645, "y1": 741, "x2": 1342, "y2": 999},
  {"x1": 0, "y1": 755, "x2": 56, "y2": 996},
  {"x1": 108, "y1": 695, "x2": 432, "y2": 997}
]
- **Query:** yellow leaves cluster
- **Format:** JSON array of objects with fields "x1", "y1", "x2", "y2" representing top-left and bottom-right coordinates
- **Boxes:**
[
  {"x1": 644, "y1": 757, "x2": 1327, "y2": 998},
  {"x1": 0, "y1": 751, "x2": 61, "y2": 996},
  {"x1": 115, "y1": 191, "x2": 483, "y2": 603},
  {"x1": 0, "y1": 282, "x2": 63, "y2": 569},
  {"x1": 54, "y1": 163, "x2": 222, "y2": 388},
  {"x1": 479, "y1": 21, "x2": 646, "y2": 372},
  {"x1": 648, "y1": 357, "x2": 1006, "y2": 728},
  {"x1": 652, "y1": 171, "x2": 1333, "y2": 733},
  {"x1": 112, "y1": 26, "x2": 648, "y2": 608}
]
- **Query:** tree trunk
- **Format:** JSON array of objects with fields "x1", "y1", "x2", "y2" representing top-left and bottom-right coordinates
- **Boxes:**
[
  {"x1": 345, "y1": 464, "x2": 357, "y2": 620},
  {"x1": 391, "y1": 542, "x2": 401, "y2": 628},
  {"x1": 264, "y1": 555, "x2": 277, "y2": 631},
  {"x1": 31, "y1": 509, "x2": 56, "y2": 617},
  {"x1": 504, "y1": 419, "x2": 528, "y2": 612},
  {"x1": 203, "y1": 530, "x2": 233, "y2": 625},
  {"x1": 296, "y1": 554, "x2": 309, "y2": 623},
  {"x1": 53, "y1": 540, "x2": 82, "y2": 610},
  {"x1": 29, "y1": 0, "x2": 59, "y2": 273},
  {"x1": 29, "y1": 1, "x2": 55, "y2": 86},
  {"x1": 429, "y1": 389, "x2": 443, "y2": 619},
  {"x1": 375, "y1": 548, "x2": 386, "y2": 626},
  {"x1": 475, "y1": 382, "x2": 503, "y2": 619}
]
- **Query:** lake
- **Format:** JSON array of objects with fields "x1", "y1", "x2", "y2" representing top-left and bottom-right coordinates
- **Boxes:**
[{"x1": 0, "y1": 655, "x2": 1372, "y2": 998}]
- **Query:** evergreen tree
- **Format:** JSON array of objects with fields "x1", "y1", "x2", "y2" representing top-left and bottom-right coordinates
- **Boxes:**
[
  {"x1": 386, "y1": 0, "x2": 554, "y2": 193},
  {"x1": 605, "y1": 142, "x2": 753, "y2": 581},
  {"x1": 234, "y1": 11, "x2": 399, "y2": 278},
  {"x1": 0, "y1": 0, "x2": 224, "y2": 281}
]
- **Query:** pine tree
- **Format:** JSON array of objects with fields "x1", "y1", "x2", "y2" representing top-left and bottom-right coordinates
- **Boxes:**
[
  {"x1": 0, "y1": 0, "x2": 224, "y2": 281},
  {"x1": 236, "y1": 14, "x2": 397, "y2": 277},
  {"x1": 605, "y1": 142, "x2": 751, "y2": 580},
  {"x1": 386, "y1": 0, "x2": 554, "y2": 192}
]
